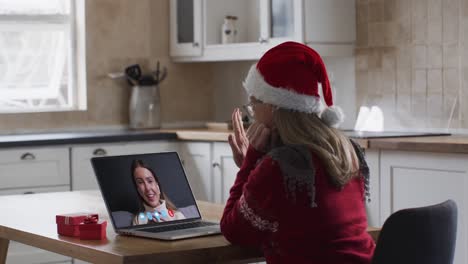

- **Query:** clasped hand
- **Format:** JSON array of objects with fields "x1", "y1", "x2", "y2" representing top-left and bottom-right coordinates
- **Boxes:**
[{"x1": 228, "y1": 108, "x2": 275, "y2": 168}]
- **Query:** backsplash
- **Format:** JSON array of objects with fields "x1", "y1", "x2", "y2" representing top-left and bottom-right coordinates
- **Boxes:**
[
  {"x1": 356, "y1": 0, "x2": 468, "y2": 130},
  {"x1": 0, "y1": 0, "x2": 214, "y2": 134}
]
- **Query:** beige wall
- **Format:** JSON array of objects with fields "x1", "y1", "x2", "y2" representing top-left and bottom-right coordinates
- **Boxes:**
[
  {"x1": 356, "y1": 0, "x2": 468, "y2": 130},
  {"x1": 0, "y1": 0, "x2": 214, "y2": 133}
]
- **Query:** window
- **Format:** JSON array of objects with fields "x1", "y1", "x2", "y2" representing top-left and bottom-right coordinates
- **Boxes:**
[{"x1": 0, "y1": 0, "x2": 86, "y2": 113}]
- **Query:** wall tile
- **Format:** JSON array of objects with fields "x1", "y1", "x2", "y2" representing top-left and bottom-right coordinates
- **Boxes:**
[
  {"x1": 396, "y1": 46, "x2": 412, "y2": 68},
  {"x1": 413, "y1": 45, "x2": 427, "y2": 68},
  {"x1": 427, "y1": 45, "x2": 443, "y2": 68},
  {"x1": 368, "y1": 49, "x2": 383, "y2": 68},
  {"x1": 356, "y1": 52, "x2": 369, "y2": 71},
  {"x1": 397, "y1": 68, "x2": 412, "y2": 94},
  {"x1": 384, "y1": 22, "x2": 398, "y2": 46},
  {"x1": 443, "y1": 43, "x2": 460, "y2": 68},
  {"x1": 357, "y1": 3, "x2": 369, "y2": 25},
  {"x1": 382, "y1": 49, "x2": 397, "y2": 70},
  {"x1": 369, "y1": 23, "x2": 385, "y2": 46},
  {"x1": 443, "y1": 0, "x2": 460, "y2": 43},
  {"x1": 357, "y1": 23, "x2": 369, "y2": 47},
  {"x1": 443, "y1": 68, "x2": 460, "y2": 118},
  {"x1": 427, "y1": 18, "x2": 443, "y2": 44},
  {"x1": 369, "y1": 1, "x2": 385, "y2": 22},
  {"x1": 412, "y1": 17, "x2": 428, "y2": 44},
  {"x1": 427, "y1": 69, "x2": 443, "y2": 94},
  {"x1": 412, "y1": 69, "x2": 427, "y2": 95},
  {"x1": 462, "y1": 67, "x2": 468, "y2": 127},
  {"x1": 428, "y1": 0, "x2": 443, "y2": 19},
  {"x1": 396, "y1": 0, "x2": 411, "y2": 20},
  {"x1": 355, "y1": 0, "x2": 466, "y2": 129},
  {"x1": 397, "y1": 17, "x2": 412, "y2": 44},
  {"x1": 412, "y1": 0, "x2": 428, "y2": 20},
  {"x1": 464, "y1": 0, "x2": 468, "y2": 17},
  {"x1": 384, "y1": 0, "x2": 397, "y2": 21}
]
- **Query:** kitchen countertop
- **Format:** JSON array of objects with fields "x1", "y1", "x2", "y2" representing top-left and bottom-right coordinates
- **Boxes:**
[
  {"x1": 368, "y1": 135, "x2": 468, "y2": 154},
  {"x1": 2, "y1": 128, "x2": 468, "y2": 154}
]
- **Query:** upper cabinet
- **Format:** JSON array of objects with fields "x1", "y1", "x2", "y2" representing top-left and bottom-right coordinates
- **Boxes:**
[
  {"x1": 169, "y1": 0, "x2": 203, "y2": 57},
  {"x1": 170, "y1": 0, "x2": 304, "y2": 62}
]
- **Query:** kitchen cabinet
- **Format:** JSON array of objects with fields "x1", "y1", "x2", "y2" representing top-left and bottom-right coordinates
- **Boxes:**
[
  {"x1": 380, "y1": 150, "x2": 467, "y2": 264},
  {"x1": 364, "y1": 149, "x2": 380, "y2": 227},
  {"x1": 212, "y1": 142, "x2": 238, "y2": 203},
  {"x1": 304, "y1": 0, "x2": 356, "y2": 56},
  {"x1": 179, "y1": 142, "x2": 238, "y2": 204},
  {"x1": 71, "y1": 141, "x2": 178, "y2": 190},
  {"x1": 179, "y1": 142, "x2": 213, "y2": 202},
  {"x1": 0, "y1": 147, "x2": 70, "y2": 191},
  {"x1": 170, "y1": 0, "x2": 303, "y2": 61},
  {"x1": 0, "y1": 146, "x2": 71, "y2": 264},
  {"x1": 169, "y1": 0, "x2": 203, "y2": 57}
]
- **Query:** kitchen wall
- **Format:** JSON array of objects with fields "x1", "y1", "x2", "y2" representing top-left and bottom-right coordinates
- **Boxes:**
[
  {"x1": 0, "y1": 0, "x2": 214, "y2": 134},
  {"x1": 356, "y1": 0, "x2": 468, "y2": 131}
]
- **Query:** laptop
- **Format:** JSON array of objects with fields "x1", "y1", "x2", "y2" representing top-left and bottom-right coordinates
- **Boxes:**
[{"x1": 91, "y1": 152, "x2": 221, "y2": 240}]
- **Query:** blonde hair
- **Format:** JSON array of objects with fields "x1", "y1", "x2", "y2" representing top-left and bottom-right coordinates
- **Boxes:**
[{"x1": 273, "y1": 108, "x2": 359, "y2": 187}]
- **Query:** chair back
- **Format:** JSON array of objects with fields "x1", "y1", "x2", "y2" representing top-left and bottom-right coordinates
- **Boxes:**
[{"x1": 372, "y1": 199, "x2": 458, "y2": 264}]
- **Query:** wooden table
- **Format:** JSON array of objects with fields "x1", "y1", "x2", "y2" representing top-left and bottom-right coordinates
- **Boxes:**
[{"x1": 0, "y1": 191, "x2": 380, "y2": 263}]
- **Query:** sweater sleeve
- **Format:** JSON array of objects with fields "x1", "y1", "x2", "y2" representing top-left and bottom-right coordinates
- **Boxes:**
[{"x1": 220, "y1": 146, "x2": 283, "y2": 246}]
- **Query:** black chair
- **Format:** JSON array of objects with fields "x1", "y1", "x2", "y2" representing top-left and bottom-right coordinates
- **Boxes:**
[{"x1": 372, "y1": 200, "x2": 458, "y2": 264}]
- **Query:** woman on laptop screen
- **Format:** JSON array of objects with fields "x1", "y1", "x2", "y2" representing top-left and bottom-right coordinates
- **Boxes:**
[{"x1": 131, "y1": 159, "x2": 185, "y2": 225}]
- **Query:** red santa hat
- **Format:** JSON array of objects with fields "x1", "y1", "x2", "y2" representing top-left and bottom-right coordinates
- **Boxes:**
[{"x1": 243, "y1": 41, "x2": 344, "y2": 128}]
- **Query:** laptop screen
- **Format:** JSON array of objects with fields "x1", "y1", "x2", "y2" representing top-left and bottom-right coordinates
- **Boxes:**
[{"x1": 91, "y1": 152, "x2": 201, "y2": 229}]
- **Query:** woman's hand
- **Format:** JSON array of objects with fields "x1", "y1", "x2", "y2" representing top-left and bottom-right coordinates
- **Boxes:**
[
  {"x1": 228, "y1": 108, "x2": 272, "y2": 168},
  {"x1": 228, "y1": 108, "x2": 248, "y2": 168}
]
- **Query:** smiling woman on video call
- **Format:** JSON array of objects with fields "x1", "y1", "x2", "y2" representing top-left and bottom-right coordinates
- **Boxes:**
[{"x1": 131, "y1": 159, "x2": 185, "y2": 225}]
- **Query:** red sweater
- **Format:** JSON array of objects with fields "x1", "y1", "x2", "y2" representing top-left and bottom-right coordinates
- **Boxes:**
[{"x1": 221, "y1": 145, "x2": 375, "y2": 264}]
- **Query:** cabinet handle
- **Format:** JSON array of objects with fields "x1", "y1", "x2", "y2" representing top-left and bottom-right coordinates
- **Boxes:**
[
  {"x1": 23, "y1": 191, "x2": 35, "y2": 195},
  {"x1": 20, "y1": 152, "x2": 36, "y2": 160},
  {"x1": 93, "y1": 148, "x2": 107, "y2": 156},
  {"x1": 259, "y1": 38, "x2": 268, "y2": 44},
  {"x1": 193, "y1": 42, "x2": 199, "y2": 47},
  {"x1": 212, "y1": 162, "x2": 220, "y2": 168}
]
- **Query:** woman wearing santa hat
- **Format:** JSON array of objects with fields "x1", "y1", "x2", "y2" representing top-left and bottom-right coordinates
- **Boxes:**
[{"x1": 221, "y1": 41, "x2": 375, "y2": 263}]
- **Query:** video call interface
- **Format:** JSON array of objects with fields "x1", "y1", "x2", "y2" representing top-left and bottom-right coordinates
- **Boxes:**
[{"x1": 92, "y1": 152, "x2": 201, "y2": 229}]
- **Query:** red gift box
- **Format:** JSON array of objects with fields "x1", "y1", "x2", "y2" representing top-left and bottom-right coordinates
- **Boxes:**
[
  {"x1": 79, "y1": 220, "x2": 107, "y2": 240},
  {"x1": 56, "y1": 213, "x2": 99, "y2": 237}
]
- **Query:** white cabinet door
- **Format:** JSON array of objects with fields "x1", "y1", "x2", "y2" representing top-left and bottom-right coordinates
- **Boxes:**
[
  {"x1": 304, "y1": 0, "x2": 356, "y2": 56},
  {"x1": 71, "y1": 143, "x2": 126, "y2": 190},
  {"x1": 3, "y1": 186, "x2": 71, "y2": 264},
  {"x1": 380, "y1": 150, "x2": 468, "y2": 264},
  {"x1": 179, "y1": 142, "x2": 212, "y2": 202},
  {"x1": 0, "y1": 147, "x2": 69, "y2": 190},
  {"x1": 212, "y1": 142, "x2": 238, "y2": 204},
  {"x1": 169, "y1": 0, "x2": 202, "y2": 57},
  {"x1": 172, "y1": 0, "x2": 303, "y2": 61},
  {"x1": 71, "y1": 141, "x2": 179, "y2": 190},
  {"x1": 365, "y1": 149, "x2": 380, "y2": 227},
  {"x1": 260, "y1": 0, "x2": 303, "y2": 46}
]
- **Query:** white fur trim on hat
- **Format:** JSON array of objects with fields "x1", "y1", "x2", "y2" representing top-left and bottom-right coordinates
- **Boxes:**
[
  {"x1": 243, "y1": 65, "x2": 322, "y2": 114},
  {"x1": 320, "y1": 105, "x2": 345, "y2": 128}
]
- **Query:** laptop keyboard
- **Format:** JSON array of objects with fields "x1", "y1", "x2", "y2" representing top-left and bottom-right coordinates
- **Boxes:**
[{"x1": 144, "y1": 221, "x2": 218, "y2": 233}]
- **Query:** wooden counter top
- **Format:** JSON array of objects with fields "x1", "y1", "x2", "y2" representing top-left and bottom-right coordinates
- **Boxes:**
[{"x1": 368, "y1": 135, "x2": 468, "y2": 154}]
